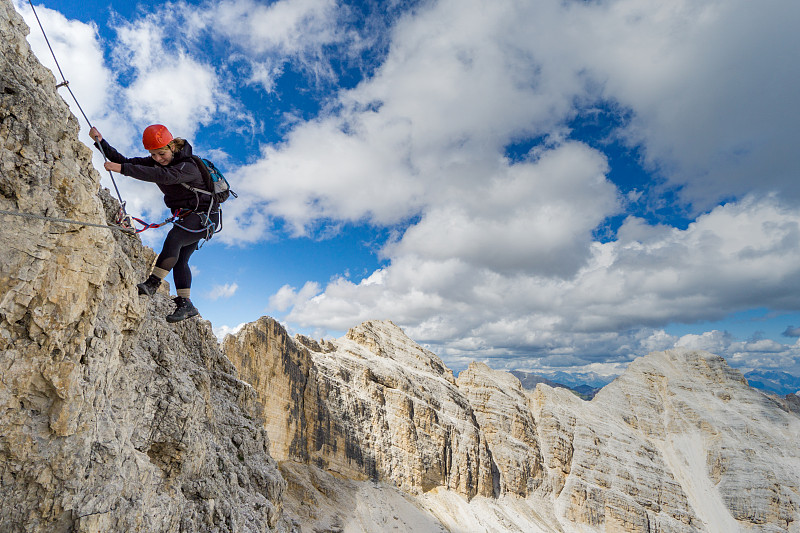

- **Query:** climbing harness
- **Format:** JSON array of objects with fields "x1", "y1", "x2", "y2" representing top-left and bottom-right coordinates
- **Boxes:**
[{"x1": 172, "y1": 209, "x2": 220, "y2": 248}]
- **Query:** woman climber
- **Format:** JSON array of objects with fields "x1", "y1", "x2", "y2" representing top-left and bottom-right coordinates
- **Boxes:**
[{"x1": 89, "y1": 124, "x2": 219, "y2": 323}]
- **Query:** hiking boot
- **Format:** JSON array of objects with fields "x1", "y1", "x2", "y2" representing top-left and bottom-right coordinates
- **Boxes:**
[
  {"x1": 137, "y1": 274, "x2": 162, "y2": 296},
  {"x1": 166, "y1": 296, "x2": 199, "y2": 323}
]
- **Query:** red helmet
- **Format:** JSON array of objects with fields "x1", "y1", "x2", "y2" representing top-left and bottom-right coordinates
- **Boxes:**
[{"x1": 142, "y1": 124, "x2": 173, "y2": 150}]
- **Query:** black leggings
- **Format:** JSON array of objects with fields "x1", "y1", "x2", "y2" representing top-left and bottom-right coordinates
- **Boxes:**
[{"x1": 154, "y1": 211, "x2": 219, "y2": 290}]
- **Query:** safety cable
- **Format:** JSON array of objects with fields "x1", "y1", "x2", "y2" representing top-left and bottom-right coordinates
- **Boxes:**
[
  {"x1": 0, "y1": 208, "x2": 135, "y2": 233},
  {"x1": 26, "y1": 0, "x2": 126, "y2": 210}
]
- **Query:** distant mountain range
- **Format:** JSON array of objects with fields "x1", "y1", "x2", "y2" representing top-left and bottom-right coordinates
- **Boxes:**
[
  {"x1": 510, "y1": 370, "x2": 617, "y2": 399},
  {"x1": 511, "y1": 368, "x2": 800, "y2": 399},
  {"x1": 745, "y1": 369, "x2": 800, "y2": 396}
]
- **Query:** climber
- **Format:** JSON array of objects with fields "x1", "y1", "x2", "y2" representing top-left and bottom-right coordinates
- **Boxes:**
[{"x1": 89, "y1": 124, "x2": 219, "y2": 323}]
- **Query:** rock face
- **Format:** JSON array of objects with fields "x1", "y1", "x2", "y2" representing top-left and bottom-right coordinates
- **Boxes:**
[
  {"x1": 226, "y1": 318, "x2": 800, "y2": 533},
  {"x1": 456, "y1": 362, "x2": 545, "y2": 497},
  {"x1": 0, "y1": 2, "x2": 286, "y2": 531},
  {"x1": 587, "y1": 350, "x2": 800, "y2": 531},
  {"x1": 531, "y1": 373, "x2": 701, "y2": 532},
  {"x1": 225, "y1": 319, "x2": 496, "y2": 499}
]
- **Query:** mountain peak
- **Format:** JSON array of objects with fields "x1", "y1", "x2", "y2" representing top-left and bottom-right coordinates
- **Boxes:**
[
  {"x1": 617, "y1": 347, "x2": 749, "y2": 391},
  {"x1": 344, "y1": 319, "x2": 453, "y2": 379}
]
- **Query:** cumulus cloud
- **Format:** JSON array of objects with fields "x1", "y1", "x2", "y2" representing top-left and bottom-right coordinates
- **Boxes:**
[
  {"x1": 675, "y1": 330, "x2": 734, "y2": 354},
  {"x1": 113, "y1": 16, "x2": 226, "y2": 139},
  {"x1": 187, "y1": 0, "x2": 353, "y2": 91},
  {"x1": 278, "y1": 195, "x2": 800, "y2": 370},
  {"x1": 725, "y1": 337, "x2": 800, "y2": 375},
  {"x1": 213, "y1": 322, "x2": 246, "y2": 341},
  {"x1": 208, "y1": 283, "x2": 239, "y2": 301},
  {"x1": 227, "y1": 0, "x2": 617, "y2": 239},
  {"x1": 225, "y1": 0, "x2": 800, "y2": 240},
  {"x1": 246, "y1": 0, "x2": 800, "y2": 372},
  {"x1": 387, "y1": 142, "x2": 616, "y2": 277},
  {"x1": 269, "y1": 281, "x2": 322, "y2": 312},
  {"x1": 554, "y1": 0, "x2": 800, "y2": 210},
  {"x1": 15, "y1": 1, "x2": 112, "y2": 126}
]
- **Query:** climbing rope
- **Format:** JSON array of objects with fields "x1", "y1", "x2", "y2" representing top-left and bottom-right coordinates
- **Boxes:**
[
  {"x1": 27, "y1": 1, "x2": 92, "y2": 131},
  {"x1": 0, "y1": 207, "x2": 191, "y2": 234}
]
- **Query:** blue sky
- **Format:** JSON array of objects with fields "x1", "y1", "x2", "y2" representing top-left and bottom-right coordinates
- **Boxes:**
[{"x1": 15, "y1": 0, "x2": 800, "y2": 378}]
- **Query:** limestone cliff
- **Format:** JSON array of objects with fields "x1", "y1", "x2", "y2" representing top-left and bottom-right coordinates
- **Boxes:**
[
  {"x1": 0, "y1": 2, "x2": 287, "y2": 531},
  {"x1": 226, "y1": 317, "x2": 800, "y2": 532},
  {"x1": 456, "y1": 362, "x2": 545, "y2": 497},
  {"x1": 224, "y1": 319, "x2": 495, "y2": 498}
]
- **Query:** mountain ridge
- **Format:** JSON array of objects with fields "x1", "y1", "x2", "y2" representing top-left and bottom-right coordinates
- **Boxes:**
[{"x1": 225, "y1": 317, "x2": 800, "y2": 532}]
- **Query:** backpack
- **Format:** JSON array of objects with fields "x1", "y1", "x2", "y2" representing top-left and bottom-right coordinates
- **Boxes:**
[{"x1": 184, "y1": 155, "x2": 238, "y2": 206}]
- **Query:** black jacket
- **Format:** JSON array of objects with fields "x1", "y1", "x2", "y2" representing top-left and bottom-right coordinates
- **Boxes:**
[{"x1": 97, "y1": 139, "x2": 210, "y2": 211}]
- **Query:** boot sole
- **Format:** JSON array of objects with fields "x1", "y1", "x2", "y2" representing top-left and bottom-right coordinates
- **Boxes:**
[{"x1": 166, "y1": 309, "x2": 199, "y2": 323}]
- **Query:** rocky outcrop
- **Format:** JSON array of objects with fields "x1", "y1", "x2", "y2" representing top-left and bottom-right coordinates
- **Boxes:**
[
  {"x1": 588, "y1": 350, "x2": 800, "y2": 531},
  {"x1": 531, "y1": 379, "x2": 701, "y2": 531},
  {"x1": 223, "y1": 317, "x2": 313, "y2": 465},
  {"x1": 0, "y1": 1, "x2": 286, "y2": 531}
]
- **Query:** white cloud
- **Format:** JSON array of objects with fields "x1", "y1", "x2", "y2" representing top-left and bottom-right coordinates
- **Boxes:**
[
  {"x1": 191, "y1": 0, "x2": 348, "y2": 91},
  {"x1": 675, "y1": 330, "x2": 734, "y2": 354},
  {"x1": 387, "y1": 142, "x2": 617, "y2": 277},
  {"x1": 212, "y1": 0, "x2": 341, "y2": 54},
  {"x1": 244, "y1": 0, "x2": 800, "y2": 370},
  {"x1": 220, "y1": 0, "x2": 800, "y2": 249},
  {"x1": 113, "y1": 17, "x2": 225, "y2": 138},
  {"x1": 269, "y1": 281, "x2": 322, "y2": 312},
  {"x1": 554, "y1": 0, "x2": 800, "y2": 210},
  {"x1": 16, "y1": 1, "x2": 112, "y2": 126},
  {"x1": 276, "y1": 195, "x2": 800, "y2": 369},
  {"x1": 213, "y1": 322, "x2": 246, "y2": 341},
  {"x1": 228, "y1": 0, "x2": 619, "y2": 237},
  {"x1": 208, "y1": 282, "x2": 239, "y2": 301},
  {"x1": 673, "y1": 332, "x2": 800, "y2": 376},
  {"x1": 235, "y1": 115, "x2": 428, "y2": 235},
  {"x1": 726, "y1": 338, "x2": 800, "y2": 375}
]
